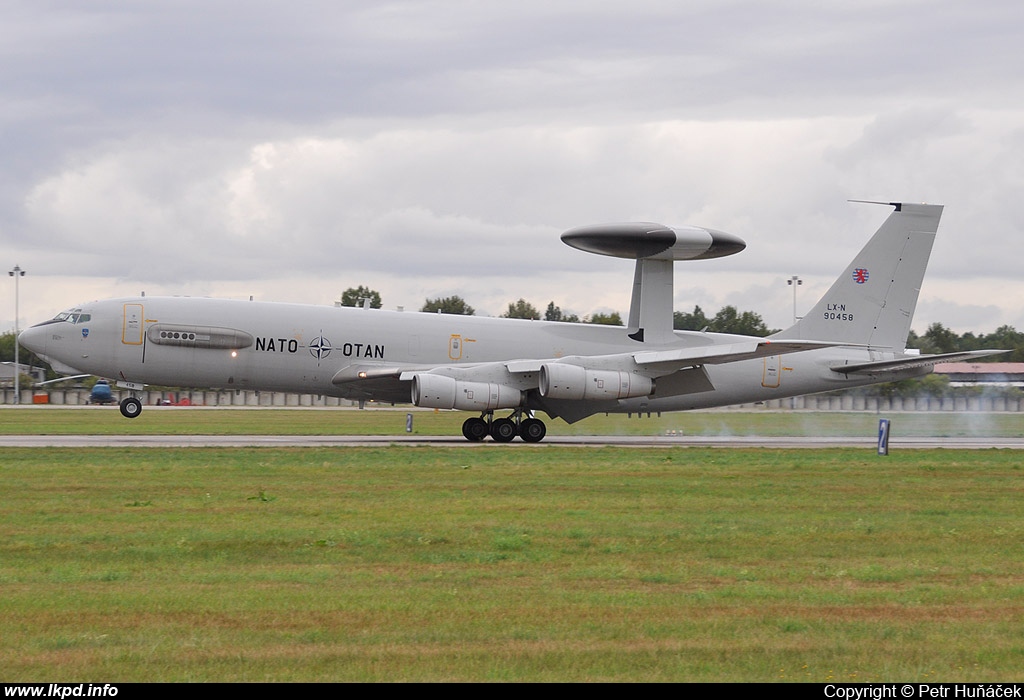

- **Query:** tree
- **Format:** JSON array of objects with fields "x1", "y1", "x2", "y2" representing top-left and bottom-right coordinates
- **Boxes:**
[
  {"x1": 979, "y1": 325, "x2": 1024, "y2": 362},
  {"x1": 673, "y1": 305, "x2": 710, "y2": 331},
  {"x1": 920, "y1": 322, "x2": 959, "y2": 355},
  {"x1": 673, "y1": 305, "x2": 778, "y2": 335},
  {"x1": 0, "y1": 331, "x2": 53, "y2": 381},
  {"x1": 0, "y1": 331, "x2": 16, "y2": 363},
  {"x1": 339, "y1": 286, "x2": 382, "y2": 309},
  {"x1": 908, "y1": 324, "x2": 1024, "y2": 362},
  {"x1": 0, "y1": 331, "x2": 44, "y2": 368},
  {"x1": 421, "y1": 296, "x2": 475, "y2": 315},
  {"x1": 544, "y1": 301, "x2": 579, "y2": 323},
  {"x1": 586, "y1": 311, "x2": 623, "y2": 326},
  {"x1": 502, "y1": 298, "x2": 540, "y2": 320},
  {"x1": 708, "y1": 305, "x2": 774, "y2": 336},
  {"x1": 906, "y1": 329, "x2": 922, "y2": 350}
]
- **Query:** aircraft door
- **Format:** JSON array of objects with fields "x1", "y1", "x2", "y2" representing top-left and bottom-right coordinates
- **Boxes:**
[
  {"x1": 123, "y1": 304, "x2": 144, "y2": 345},
  {"x1": 449, "y1": 334, "x2": 463, "y2": 361},
  {"x1": 762, "y1": 355, "x2": 781, "y2": 388}
]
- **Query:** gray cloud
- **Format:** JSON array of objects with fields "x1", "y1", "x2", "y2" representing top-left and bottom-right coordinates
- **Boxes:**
[{"x1": 3, "y1": 1, "x2": 1024, "y2": 334}]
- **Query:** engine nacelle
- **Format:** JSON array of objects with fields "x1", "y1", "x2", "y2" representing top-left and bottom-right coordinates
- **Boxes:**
[
  {"x1": 539, "y1": 363, "x2": 653, "y2": 400},
  {"x1": 411, "y1": 373, "x2": 523, "y2": 411}
]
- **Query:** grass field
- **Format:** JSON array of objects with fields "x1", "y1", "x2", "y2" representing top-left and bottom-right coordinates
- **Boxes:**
[
  {"x1": 2, "y1": 405, "x2": 1023, "y2": 437},
  {"x1": 2, "y1": 409, "x2": 1023, "y2": 681}
]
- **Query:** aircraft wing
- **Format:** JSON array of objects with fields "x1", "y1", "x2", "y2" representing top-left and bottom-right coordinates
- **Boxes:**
[
  {"x1": 498, "y1": 340, "x2": 847, "y2": 376},
  {"x1": 332, "y1": 360, "x2": 544, "y2": 403},
  {"x1": 632, "y1": 339, "x2": 846, "y2": 371},
  {"x1": 335, "y1": 340, "x2": 845, "y2": 386},
  {"x1": 331, "y1": 339, "x2": 846, "y2": 404},
  {"x1": 830, "y1": 349, "x2": 1009, "y2": 375}
]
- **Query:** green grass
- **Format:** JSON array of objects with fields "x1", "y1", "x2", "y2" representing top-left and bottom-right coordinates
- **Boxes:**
[
  {"x1": 2, "y1": 445, "x2": 1022, "y2": 681},
  {"x1": 2, "y1": 405, "x2": 1023, "y2": 437}
]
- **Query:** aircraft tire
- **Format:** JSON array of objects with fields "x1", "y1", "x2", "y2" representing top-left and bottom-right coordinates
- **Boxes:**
[
  {"x1": 519, "y1": 418, "x2": 546, "y2": 443},
  {"x1": 119, "y1": 397, "x2": 143, "y2": 419},
  {"x1": 462, "y1": 417, "x2": 489, "y2": 442},
  {"x1": 490, "y1": 418, "x2": 517, "y2": 442}
]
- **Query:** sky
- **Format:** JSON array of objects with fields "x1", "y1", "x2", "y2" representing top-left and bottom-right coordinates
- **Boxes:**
[{"x1": 3, "y1": 1, "x2": 1023, "y2": 335}]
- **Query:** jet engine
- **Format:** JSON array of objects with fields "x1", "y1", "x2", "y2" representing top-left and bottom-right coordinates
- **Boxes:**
[
  {"x1": 539, "y1": 363, "x2": 653, "y2": 401},
  {"x1": 411, "y1": 373, "x2": 523, "y2": 411}
]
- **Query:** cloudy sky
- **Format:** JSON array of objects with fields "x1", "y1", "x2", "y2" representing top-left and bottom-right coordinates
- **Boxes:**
[{"x1": 4, "y1": 1, "x2": 1023, "y2": 335}]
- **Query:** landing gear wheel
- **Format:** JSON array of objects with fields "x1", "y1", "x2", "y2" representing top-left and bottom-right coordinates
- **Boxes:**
[
  {"x1": 519, "y1": 418, "x2": 546, "y2": 443},
  {"x1": 119, "y1": 397, "x2": 143, "y2": 419},
  {"x1": 462, "y1": 417, "x2": 489, "y2": 442},
  {"x1": 490, "y1": 418, "x2": 517, "y2": 442}
]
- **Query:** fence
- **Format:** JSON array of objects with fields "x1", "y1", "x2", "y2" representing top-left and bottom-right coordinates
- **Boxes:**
[
  {"x1": 3, "y1": 388, "x2": 1023, "y2": 413},
  {"x1": 2, "y1": 388, "x2": 358, "y2": 408}
]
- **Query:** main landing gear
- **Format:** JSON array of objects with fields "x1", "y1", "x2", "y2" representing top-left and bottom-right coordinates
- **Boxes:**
[{"x1": 461, "y1": 410, "x2": 547, "y2": 443}]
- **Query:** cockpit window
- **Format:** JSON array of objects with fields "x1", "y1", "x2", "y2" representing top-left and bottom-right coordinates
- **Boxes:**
[{"x1": 51, "y1": 309, "x2": 90, "y2": 324}]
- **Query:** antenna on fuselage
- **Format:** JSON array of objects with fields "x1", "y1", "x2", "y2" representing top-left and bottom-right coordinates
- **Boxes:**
[{"x1": 560, "y1": 222, "x2": 746, "y2": 344}]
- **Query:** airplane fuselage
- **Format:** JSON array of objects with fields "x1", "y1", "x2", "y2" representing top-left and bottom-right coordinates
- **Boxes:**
[{"x1": 23, "y1": 295, "x2": 920, "y2": 419}]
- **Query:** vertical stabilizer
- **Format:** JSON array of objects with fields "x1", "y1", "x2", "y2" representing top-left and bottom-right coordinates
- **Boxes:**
[{"x1": 775, "y1": 202, "x2": 942, "y2": 351}]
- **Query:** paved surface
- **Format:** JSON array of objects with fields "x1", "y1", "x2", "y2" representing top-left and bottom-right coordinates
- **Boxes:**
[{"x1": 1, "y1": 434, "x2": 1022, "y2": 448}]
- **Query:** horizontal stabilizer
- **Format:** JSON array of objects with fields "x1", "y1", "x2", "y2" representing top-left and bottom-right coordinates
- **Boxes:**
[{"x1": 830, "y1": 349, "x2": 1009, "y2": 375}]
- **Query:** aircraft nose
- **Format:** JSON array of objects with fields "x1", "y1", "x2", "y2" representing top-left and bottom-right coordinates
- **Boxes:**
[{"x1": 18, "y1": 324, "x2": 48, "y2": 356}]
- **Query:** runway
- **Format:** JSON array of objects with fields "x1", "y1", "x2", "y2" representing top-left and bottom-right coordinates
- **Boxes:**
[{"x1": 1, "y1": 434, "x2": 1022, "y2": 448}]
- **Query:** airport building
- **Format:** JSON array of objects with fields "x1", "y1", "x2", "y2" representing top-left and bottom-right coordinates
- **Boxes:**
[
  {"x1": 0, "y1": 362, "x2": 46, "y2": 387},
  {"x1": 933, "y1": 362, "x2": 1024, "y2": 387}
]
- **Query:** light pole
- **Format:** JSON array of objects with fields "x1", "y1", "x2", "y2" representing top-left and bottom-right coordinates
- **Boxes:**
[
  {"x1": 787, "y1": 275, "x2": 802, "y2": 325},
  {"x1": 9, "y1": 265, "x2": 25, "y2": 405}
]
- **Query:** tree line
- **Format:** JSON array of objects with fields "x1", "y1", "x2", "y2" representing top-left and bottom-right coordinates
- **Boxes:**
[
  {"x1": 340, "y1": 287, "x2": 771, "y2": 331},
  {"x1": 342, "y1": 287, "x2": 775, "y2": 334},
  {"x1": 340, "y1": 285, "x2": 622, "y2": 324},
  {"x1": 338, "y1": 286, "x2": 1024, "y2": 360},
  {"x1": 907, "y1": 323, "x2": 1024, "y2": 362}
]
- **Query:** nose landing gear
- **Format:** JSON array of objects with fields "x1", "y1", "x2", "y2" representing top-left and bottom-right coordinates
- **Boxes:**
[
  {"x1": 119, "y1": 396, "x2": 143, "y2": 418},
  {"x1": 115, "y1": 381, "x2": 146, "y2": 418}
]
